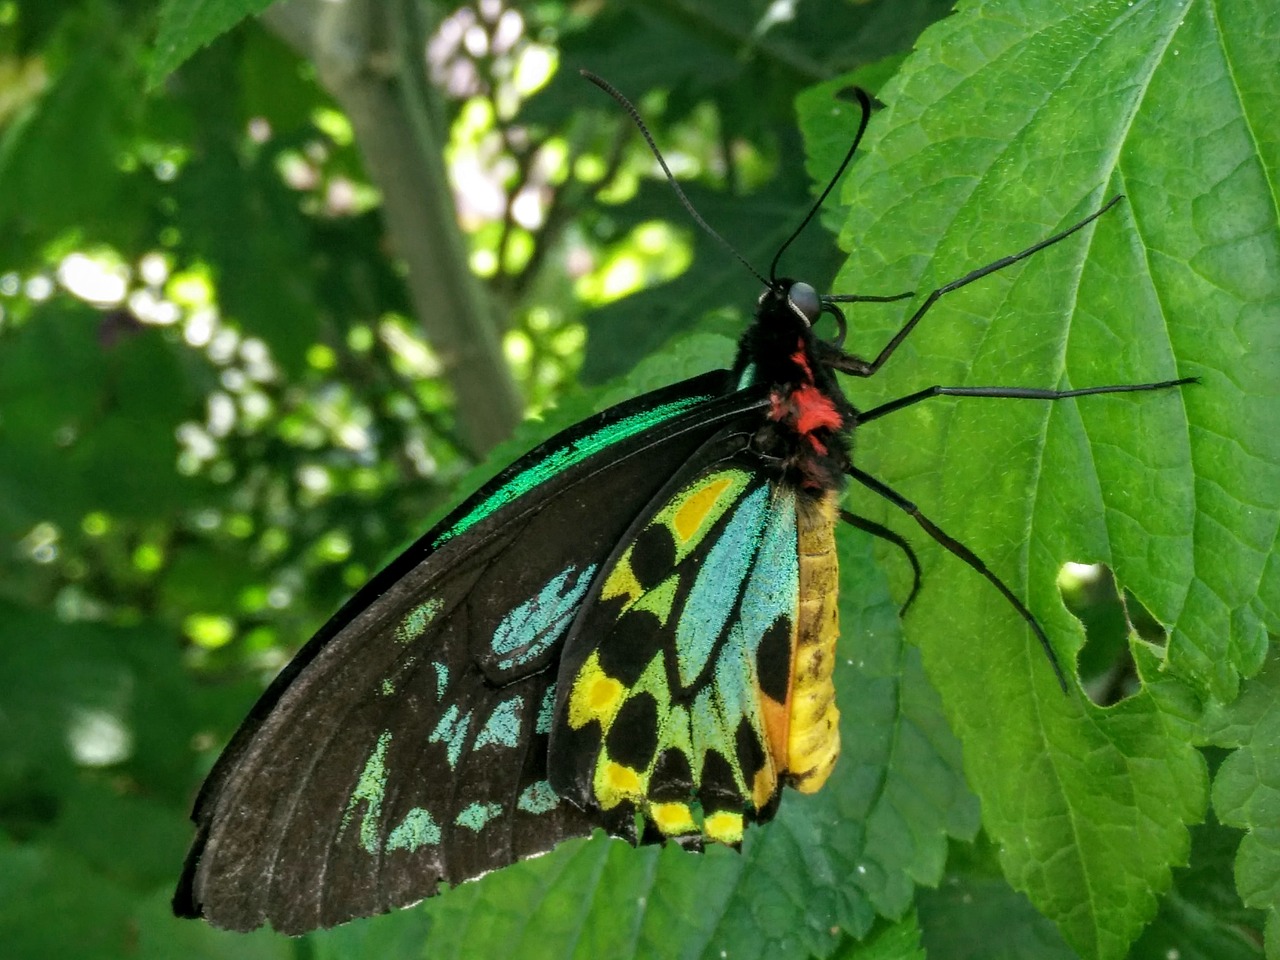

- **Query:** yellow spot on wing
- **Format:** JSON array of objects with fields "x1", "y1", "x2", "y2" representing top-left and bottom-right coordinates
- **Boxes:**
[
  {"x1": 595, "y1": 760, "x2": 644, "y2": 809},
  {"x1": 703, "y1": 810, "x2": 744, "y2": 845},
  {"x1": 673, "y1": 474, "x2": 735, "y2": 541},
  {"x1": 567, "y1": 651, "x2": 624, "y2": 730},
  {"x1": 606, "y1": 762, "x2": 640, "y2": 793},
  {"x1": 601, "y1": 553, "x2": 642, "y2": 606},
  {"x1": 651, "y1": 802, "x2": 696, "y2": 835},
  {"x1": 590, "y1": 676, "x2": 622, "y2": 712}
]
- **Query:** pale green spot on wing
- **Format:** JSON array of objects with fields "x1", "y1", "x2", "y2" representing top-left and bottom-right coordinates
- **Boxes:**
[
  {"x1": 429, "y1": 705, "x2": 472, "y2": 769},
  {"x1": 474, "y1": 697, "x2": 523, "y2": 749},
  {"x1": 517, "y1": 780, "x2": 559, "y2": 814},
  {"x1": 342, "y1": 731, "x2": 391, "y2": 855},
  {"x1": 386, "y1": 807, "x2": 441, "y2": 852},
  {"x1": 397, "y1": 598, "x2": 444, "y2": 643},
  {"x1": 632, "y1": 576, "x2": 679, "y2": 626},
  {"x1": 455, "y1": 801, "x2": 503, "y2": 831}
]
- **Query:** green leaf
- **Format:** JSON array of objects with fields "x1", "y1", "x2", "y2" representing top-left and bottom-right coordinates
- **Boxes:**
[
  {"x1": 0, "y1": 605, "x2": 135, "y2": 802},
  {"x1": 150, "y1": 0, "x2": 277, "y2": 87},
  {"x1": 170, "y1": 41, "x2": 323, "y2": 375},
  {"x1": 1129, "y1": 812, "x2": 1265, "y2": 960},
  {"x1": 0, "y1": 834, "x2": 138, "y2": 960},
  {"x1": 809, "y1": 0, "x2": 1278, "y2": 956},
  {"x1": 1207, "y1": 657, "x2": 1280, "y2": 958},
  {"x1": 917, "y1": 841, "x2": 1078, "y2": 960},
  {"x1": 0, "y1": 9, "x2": 147, "y2": 263},
  {"x1": 915, "y1": 815, "x2": 1265, "y2": 960},
  {"x1": 0, "y1": 301, "x2": 196, "y2": 533},
  {"x1": 831, "y1": 911, "x2": 926, "y2": 960},
  {"x1": 132, "y1": 886, "x2": 292, "y2": 960}
]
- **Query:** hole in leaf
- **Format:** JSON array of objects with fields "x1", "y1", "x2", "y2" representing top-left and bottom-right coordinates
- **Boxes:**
[{"x1": 1058, "y1": 562, "x2": 1166, "y2": 706}]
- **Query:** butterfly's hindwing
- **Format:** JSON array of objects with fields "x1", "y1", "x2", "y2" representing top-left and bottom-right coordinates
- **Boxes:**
[{"x1": 547, "y1": 439, "x2": 829, "y2": 845}]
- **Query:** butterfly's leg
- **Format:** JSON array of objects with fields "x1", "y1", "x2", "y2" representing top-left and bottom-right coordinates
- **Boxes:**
[
  {"x1": 834, "y1": 197, "x2": 1125, "y2": 379},
  {"x1": 859, "y1": 377, "x2": 1197, "y2": 424},
  {"x1": 846, "y1": 464, "x2": 1070, "y2": 692},
  {"x1": 839, "y1": 510, "x2": 921, "y2": 614}
]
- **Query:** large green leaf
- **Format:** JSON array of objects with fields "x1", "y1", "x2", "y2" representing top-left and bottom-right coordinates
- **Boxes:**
[
  {"x1": 150, "y1": 0, "x2": 277, "y2": 87},
  {"x1": 1206, "y1": 657, "x2": 1280, "y2": 959},
  {"x1": 821, "y1": 0, "x2": 1278, "y2": 956},
  {"x1": 916, "y1": 816, "x2": 1264, "y2": 960},
  {"x1": 832, "y1": 912, "x2": 926, "y2": 960},
  {"x1": 0, "y1": 7, "x2": 150, "y2": 263},
  {"x1": 0, "y1": 301, "x2": 197, "y2": 534}
]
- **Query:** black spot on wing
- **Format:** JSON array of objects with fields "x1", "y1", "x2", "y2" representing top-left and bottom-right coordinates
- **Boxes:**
[
  {"x1": 698, "y1": 750, "x2": 740, "y2": 811},
  {"x1": 755, "y1": 617, "x2": 792, "y2": 703},
  {"x1": 596, "y1": 608, "x2": 660, "y2": 687},
  {"x1": 606, "y1": 693, "x2": 659, "y2": 771},
  {"x1": 649, "y1": 748, "x2": 694, "y2": 802},
  {"x1": 601, "y1": 803, "x2": 641, "y2": 845},
  {"x1": 734, "y1": 716, "x2": 767, "y2": 797},
  {"x1": 628, "y1": 523, "x2": 676, "y2": 589}
]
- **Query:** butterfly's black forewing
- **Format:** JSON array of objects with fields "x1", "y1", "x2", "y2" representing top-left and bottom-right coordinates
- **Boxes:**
[{"x1": 175, "y1": 372, "x2": 771, "y2": 933}]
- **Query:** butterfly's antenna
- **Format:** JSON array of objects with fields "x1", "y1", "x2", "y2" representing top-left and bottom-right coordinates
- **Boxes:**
[
  {"x1": 580, "y1": 70, "x2": 770, "y2": 288},
  {"x1": 768, "y1": 87, "x2": 873, "y2": 282}
]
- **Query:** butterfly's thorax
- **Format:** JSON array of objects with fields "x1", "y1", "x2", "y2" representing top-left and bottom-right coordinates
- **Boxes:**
[{"x1": 735, "y1": 282, "x2": 855, "y2": 495}]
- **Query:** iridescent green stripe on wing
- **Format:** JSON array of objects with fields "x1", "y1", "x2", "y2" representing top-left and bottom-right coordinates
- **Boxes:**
[{"x1": 434, "y1": 394, "x2": 712, "y2": 545}]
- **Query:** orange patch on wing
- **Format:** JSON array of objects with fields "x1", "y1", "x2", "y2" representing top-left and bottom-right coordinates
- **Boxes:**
[{"x1": 759, "y1": 693, "x2": 791, "y2": 779}]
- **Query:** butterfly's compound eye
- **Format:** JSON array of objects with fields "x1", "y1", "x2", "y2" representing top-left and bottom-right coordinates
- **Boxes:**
[{"x1": 787, "y1": 282, "x2": 821, "y2": 324}]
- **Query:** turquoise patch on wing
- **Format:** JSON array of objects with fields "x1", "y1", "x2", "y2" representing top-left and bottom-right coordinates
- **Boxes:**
[
  {"x1": 474, "y1": 697, "x2": 522, "y2": 750},
  {"x1": 429, "y1": 705, "x2": 472, "y2": 769},
  {"x1": 455, "y1": 801, "x2": 503, "y2": 832},
  {"x1": 738, "y1": 488, "x2": 797, "y2": 646},
  {"x1": 536, "y1": 685, "x2": 555, "y2": 735},
  {"x1": 676, "y1": 485, "x2": 770, "y2": 686},
  {"x1": 386, "y1": 807, "x2": 441, "y2": 852},
  {"x1": 432, "y1": 661, "x2": 449, "y2": 700},
  {"x1": 491, "y1": 563, "x2": 597, "y2": 671},
  {"x1": 517, "y1": 780, "x2": 559, "y2": 815}
]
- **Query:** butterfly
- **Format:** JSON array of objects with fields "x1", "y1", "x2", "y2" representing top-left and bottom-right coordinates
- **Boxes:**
[{"x1": 173, "y1": 77, "x2": 1195, "y2": 934}]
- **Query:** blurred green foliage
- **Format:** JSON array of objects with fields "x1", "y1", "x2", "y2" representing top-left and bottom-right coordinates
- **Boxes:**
[{"x1": 0, "y1": 1, "x2": 1275, "y2": 959}]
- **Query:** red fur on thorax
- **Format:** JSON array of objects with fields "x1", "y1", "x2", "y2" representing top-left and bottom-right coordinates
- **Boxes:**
[{"x1": 768, "y1": 340, "x2": 844, "y2": 456}]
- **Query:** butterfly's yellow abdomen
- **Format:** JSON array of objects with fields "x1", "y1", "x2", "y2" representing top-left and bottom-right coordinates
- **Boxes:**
[{"x1": 787, "y1": 491, "x2": 840, "y2": 793}]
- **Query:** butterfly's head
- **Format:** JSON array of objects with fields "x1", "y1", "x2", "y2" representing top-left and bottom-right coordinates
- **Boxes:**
[
  {"x1": 756, "y1": 280, "x2": 849, "y2": 354},
  {"x1": 758, "y1": 280, "x2": 821, "y2": 327}
]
